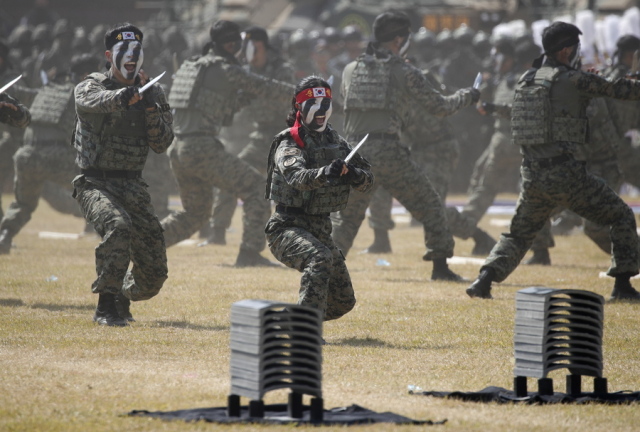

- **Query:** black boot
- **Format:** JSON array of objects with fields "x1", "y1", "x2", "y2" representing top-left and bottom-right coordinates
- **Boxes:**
[
  {"x1": 466, "y1": 268, "x2": 495, "y2": 299},
  {"x1": 234, "y1": 248, "x2": 279, "y2": 267},
  {"x1": 471, "y1": 228, "x2": 496, "y2": 256},
  {"x1": 525, "y1": 248, "x2": 551, "y2": 265},
  {"x1": 93, "y1": 293, "x2": 128, "y2": 326},
  {"x1": 0, "y1": 229, "x2": 13, "y2": 255},
  {"x1": 610, "y1": 275, "x2": 640, "y2": 301},
  {"x1": 431, "y1": 257, "x2": 466, "y2": 282},
  {"x1": 362, "y1": 229, "x2": 392, "y2": 254},
  {"x1": 115, "y1": 292, "x2": 135, "y2": 322}
]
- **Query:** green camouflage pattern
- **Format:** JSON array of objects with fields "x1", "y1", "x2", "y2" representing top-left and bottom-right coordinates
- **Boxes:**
[
  {"x1": 265, "y1": 127, "x2": 373, "y2": 321},
  {"x1": 161, "y1": 135, "x2": 270, "y2": 252},
  {"x1": 482, "y1": 160, "x2": 638, "y2": 281},
  {"x1": 344, "y1": 55, "x2": 397, "y2": 111},
  {"x1": 29, "y1": 82, "x2": 75, "y2": 130},
  {"x1": 72, "y1": 175, "x2": 168, "y2": 300}
]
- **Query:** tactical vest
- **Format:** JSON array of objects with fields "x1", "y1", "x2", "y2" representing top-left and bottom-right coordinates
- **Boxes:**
[
  {"x1": 344, "y1": 55, "x2": 398, "y2": 112},
  {"x1": 30, "y1": 82, "x2": 75, "y2": 132},
  {"x1": 512, "y1": 66, "x2": 588, "y2": 146},
  {"x1": 267, "y1": 128, "x2": 351, "y2": 214},
  {"x1": 169, "y1": 54, "x2": 238, "y2": 127},
  {"x1": 74, "y1": 73, "x2": 149, "y2": 171}
]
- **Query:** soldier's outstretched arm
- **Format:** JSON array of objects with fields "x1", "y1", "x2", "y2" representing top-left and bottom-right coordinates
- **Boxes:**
[
  {"x1": 0, "y1": 93, "x2": 30, "y2": 128},
  {"x1": 143, "y1": 85, "x2": 174, "y2": 154},
  {"x1": 572, "y1": 69, "x2": 640, "y2": 100},
  {"x1": 226, "y1": 64, "x2": 295, "y2": 105},
  {"x1": 74, "y1": 79, "x2": 134, "y2": 114},
  {"x1": 405, "y1": 66, "x2": 478, "y2": 117}
]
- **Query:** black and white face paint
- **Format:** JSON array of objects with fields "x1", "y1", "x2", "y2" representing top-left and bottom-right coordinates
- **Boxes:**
[
  {"x1": 301, "y1": 97, "x2": 332, "y2": 131},
  {"x1": 399, "y1": 35, "x2": 411, "y2": 57},
  {"x1": 245, "y1": 40, "x2": 256, "y2": 64},
  {"x1": 111, "y1": 40, "x2": 144, "y2": 80}
]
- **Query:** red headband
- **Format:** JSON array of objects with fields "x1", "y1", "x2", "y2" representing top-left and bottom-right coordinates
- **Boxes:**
[{"x1": 295, "y1": 87, "x2": 332, "y2": 105}]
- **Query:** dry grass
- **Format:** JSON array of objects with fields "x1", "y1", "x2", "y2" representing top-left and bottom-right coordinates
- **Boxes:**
[{"x1": 1, "y1": 193, "x2": 640, "y2": 432}]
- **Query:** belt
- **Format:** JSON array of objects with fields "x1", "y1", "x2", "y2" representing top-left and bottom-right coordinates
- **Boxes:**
[
  {"x1": 276, "y1": 204, "x2": 306, "y2": 215},
  {"x1": 81, "y1": 169, "x2": 142, "y2": 179},
  {"x1": 522, "y1": 154, "x2": 572, "y2": 169}
]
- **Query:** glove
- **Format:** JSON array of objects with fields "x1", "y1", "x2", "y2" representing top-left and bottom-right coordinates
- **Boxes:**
[
  {"x1": 343, "y1": 163, "x2": 363, "y2": 184},
  {"x1": 482, "y1": 102, "x2": 496, "y2": 114},
  {"x1": 118, "y1": 86, "x2": 138, "y2": 108},
  {"x1": 323, "y1": 158, "x2": 344, "y2": 179},
  {"x1": 139, "y1": 86, "x2": 158, "y2": 109},
  {"x1": 469, "y1": 88, "x2": 481, "y2": 104}
]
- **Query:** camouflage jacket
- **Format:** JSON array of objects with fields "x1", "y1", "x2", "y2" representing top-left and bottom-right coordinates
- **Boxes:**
[
  {"x1": 342, "y1": 46, "x2": 475, "y2": 137},
  {"x1": 521, "y1": 58, "x2": 640, "y2": 160},
  {"x1": 0, "y1": 92, "x2": 31, "y2": 129},
  {"x1": 604, "y1": 63, "x2": 640, "y2": 134},
  {"x1": 74, "y1": 70, "x2": 174, "y2": 170}
]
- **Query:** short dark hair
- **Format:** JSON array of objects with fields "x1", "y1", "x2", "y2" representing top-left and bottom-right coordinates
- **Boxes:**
[
  {"x1": 104, "y1": 23, "x2": 143, "y2": 50},
  {"x1": 616, "y1": 34, "x2": 640, "y2": 54},
  {"x1": 244, "y1": 26, "x2": 269, "y2": 45},
  {"x1": 373, "y1": 10, "x2": 411, "y2": 43},
  {"x1": 542, "y1": 21, "x2": 581, "y2": 54}
]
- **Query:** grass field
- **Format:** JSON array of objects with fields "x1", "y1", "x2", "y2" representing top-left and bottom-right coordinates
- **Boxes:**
[{"x1": 1, "y1": 193, "x2": 640, "y2": 432}]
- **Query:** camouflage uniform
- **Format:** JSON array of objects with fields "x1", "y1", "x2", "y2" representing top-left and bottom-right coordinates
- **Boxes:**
[
  {"x1": 210, "y1": 54, "x2": 294, "y2": 234},
  {"x1": 0, "y1": 82, "x2": 83, "y2": 243},
  {"x1": 265, "y1": 126, "x2": 373, "y2": 320},
  {"x1": 367, "y1": 69, "x2": 462, "y2": 234},
  {"x1": 481, "y1": 60, "x2": 640, "y2": 283},
  {"x1": 605, "y1": 63, "x2": 640, "y2": 189},
  {"x1": 332, "y1": 46, "x2": 476, "y2": 259},
  {"x1": 160, "y1": 51, "x2": 293, "y2": 251},
  {"x1": 72, "y1": 70, "x2": 174, "y2": 301}
]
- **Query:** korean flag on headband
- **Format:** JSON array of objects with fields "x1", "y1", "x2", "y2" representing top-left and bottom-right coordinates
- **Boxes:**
[
  {"x1": 122, "y1": 32, "x2": 136, "y2": 40},
  {"x1": 313, "y1": 88, "x2": 326, "y2": 98}
]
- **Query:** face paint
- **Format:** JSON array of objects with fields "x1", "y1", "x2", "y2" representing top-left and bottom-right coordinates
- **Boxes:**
[
  {"x1": 399, "y1": 35, "x2": 411, "y2": 57},
  {"x1": 569, "y1": 43, "x2": 581, "y2": 69},
  {"x1": 301, "y1": 97, "x2": 332, "y2": 131},
  {"x1": 111, "y1": 40, "x2": 143, "y2": 80},
  {"x1": 245, "y1": 40, "x2": 255, "y2": 64}
]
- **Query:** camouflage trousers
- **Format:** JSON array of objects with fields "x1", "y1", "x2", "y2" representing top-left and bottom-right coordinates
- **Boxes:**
[
  {"x1": 265, "y1": 210, "x2": 356, "y2": 321},
  {"x1": 0, "y1": 132, "x2": 21, "y2": 221},
  {"x1": 211, "y1": 128, "x2": 273, "y2": 232},
  {"x1": 161, "y1": 135, "x2": 270, "y2": 251},
  {"x1": 457, "y1": 131, "x2": 522, "y2": 239},
  {"x1": 143, "y1": 151, "x2": 174, "y2": 220},
  {"x1": 483, "y1": 158, "x2": 638, "y2": 282},
  {"x1": 72, "y1": 175, "x2": 167, "y2": 301},
  {"x1": 531, "y1": 156, "x2": 624, "y2": 254},
  {"x1": 332, "y1": 136, "x2": 455, "y2": 259},
  {"x1": 0, "y1": 142, "x2": 83, "y2": 236},
  {"x1": 367, "y1": 138, "x2": 465, "y2": 234}
]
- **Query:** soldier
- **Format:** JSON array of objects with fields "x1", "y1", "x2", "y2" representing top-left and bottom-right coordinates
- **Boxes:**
[
  {"x1": 467, "y1": 22, "x2": 640, "y2": 301},
  {"x1": 161, "y1": 20, "x2": 294, "y2": 266},
  {"x1": 332, "y1": 10, "x2": 480, "y2": 281},
  {"x1": 202, "y1": 26, "x2": 295, "y2": 246},
  {"x1": 72, "y1": 23, "x2": 175, "y2": 326},
  {"x1": 0, "y1": 54, "x2": 97, "y2": 255},
  {"x1": 265, "y1": 76, "x2": 374, "y2": 320}
]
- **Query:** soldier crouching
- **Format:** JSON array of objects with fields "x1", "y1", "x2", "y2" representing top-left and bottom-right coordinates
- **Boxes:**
[
  {"x1": 72, "y1": 23, "x2": 174, "y2": 326},
  {"x1": 265, "y1": 76, "x2": 374, "y2": 321}
]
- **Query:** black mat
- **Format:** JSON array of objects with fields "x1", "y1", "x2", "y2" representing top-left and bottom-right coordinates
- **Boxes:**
[
  {"x1": 413, "y1": 386, "x2": 640, "y2": 404},
  {"x1": 128, "y1": 403, "x2": 445, "y2": 425}
]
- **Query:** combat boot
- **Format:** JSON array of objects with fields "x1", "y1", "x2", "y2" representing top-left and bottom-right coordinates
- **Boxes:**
[
  {"x1": 234, "y1": 248, "x2": 280, "y2": 267},
  {"x1": 115, "y1": 292, "x2": 135, "y2": 322},
  {"x1": 525, "y1": 248, "x2": 551, "y2": 265},
  {"x1": 0, "y1": 229, "x2": 13, "y2": 255},
  {"x1": 609, "y1": 275, "x2": 640, "y2": 301},
  {"x1": 198, "y1": 227, "x2": 227, "y2": 247},
  {"x1": 466, "y1": 268, "x2": 495, "y2": 299},
  {"x1": 361, "y1": 229, "x2": 392, "y2": 254},
  {"x1": 93, "y1": 293, "x2": 128, "y2": 327},
  {"x1": 431, "y1": 258, "x2": 467, "y2": 282},
  {"x1": 471, "y1": 228, "x2": 496, "y2": 256}
]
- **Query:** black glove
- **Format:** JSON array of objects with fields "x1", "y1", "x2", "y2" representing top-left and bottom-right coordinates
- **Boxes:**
[
  {"x1": 118, "y1": 86, "x2": 138, "y2": 108},
  {"x1": 139, "y1": 86, "x2": 158, "y2": 109},
  {"x1": 469, "y1": 88, "x2": 481, "y2": 104},
  {"x1": 482, "y1": 102, "x2": 496, "y2": 114},
  {"x1": 323, "y1": 158, "x2": 344, "y2": 179},
  {"x1": 343, "y1": 163, "x2": 363, "y2": 184}
]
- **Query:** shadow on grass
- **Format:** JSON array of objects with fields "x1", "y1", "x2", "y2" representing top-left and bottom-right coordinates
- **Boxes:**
[
  {"x1": 0, "y1": 298, "x2": 25, "y2": 307},
  {"x1": 335, "y1": 336, "x2": 452, "y2": 350},
  {"x1": 30, "y1": 302, "x2": 94, "y2": 311},
  {"x1": 152, "y1": 320, "x2": 228, "y2": 331}
]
